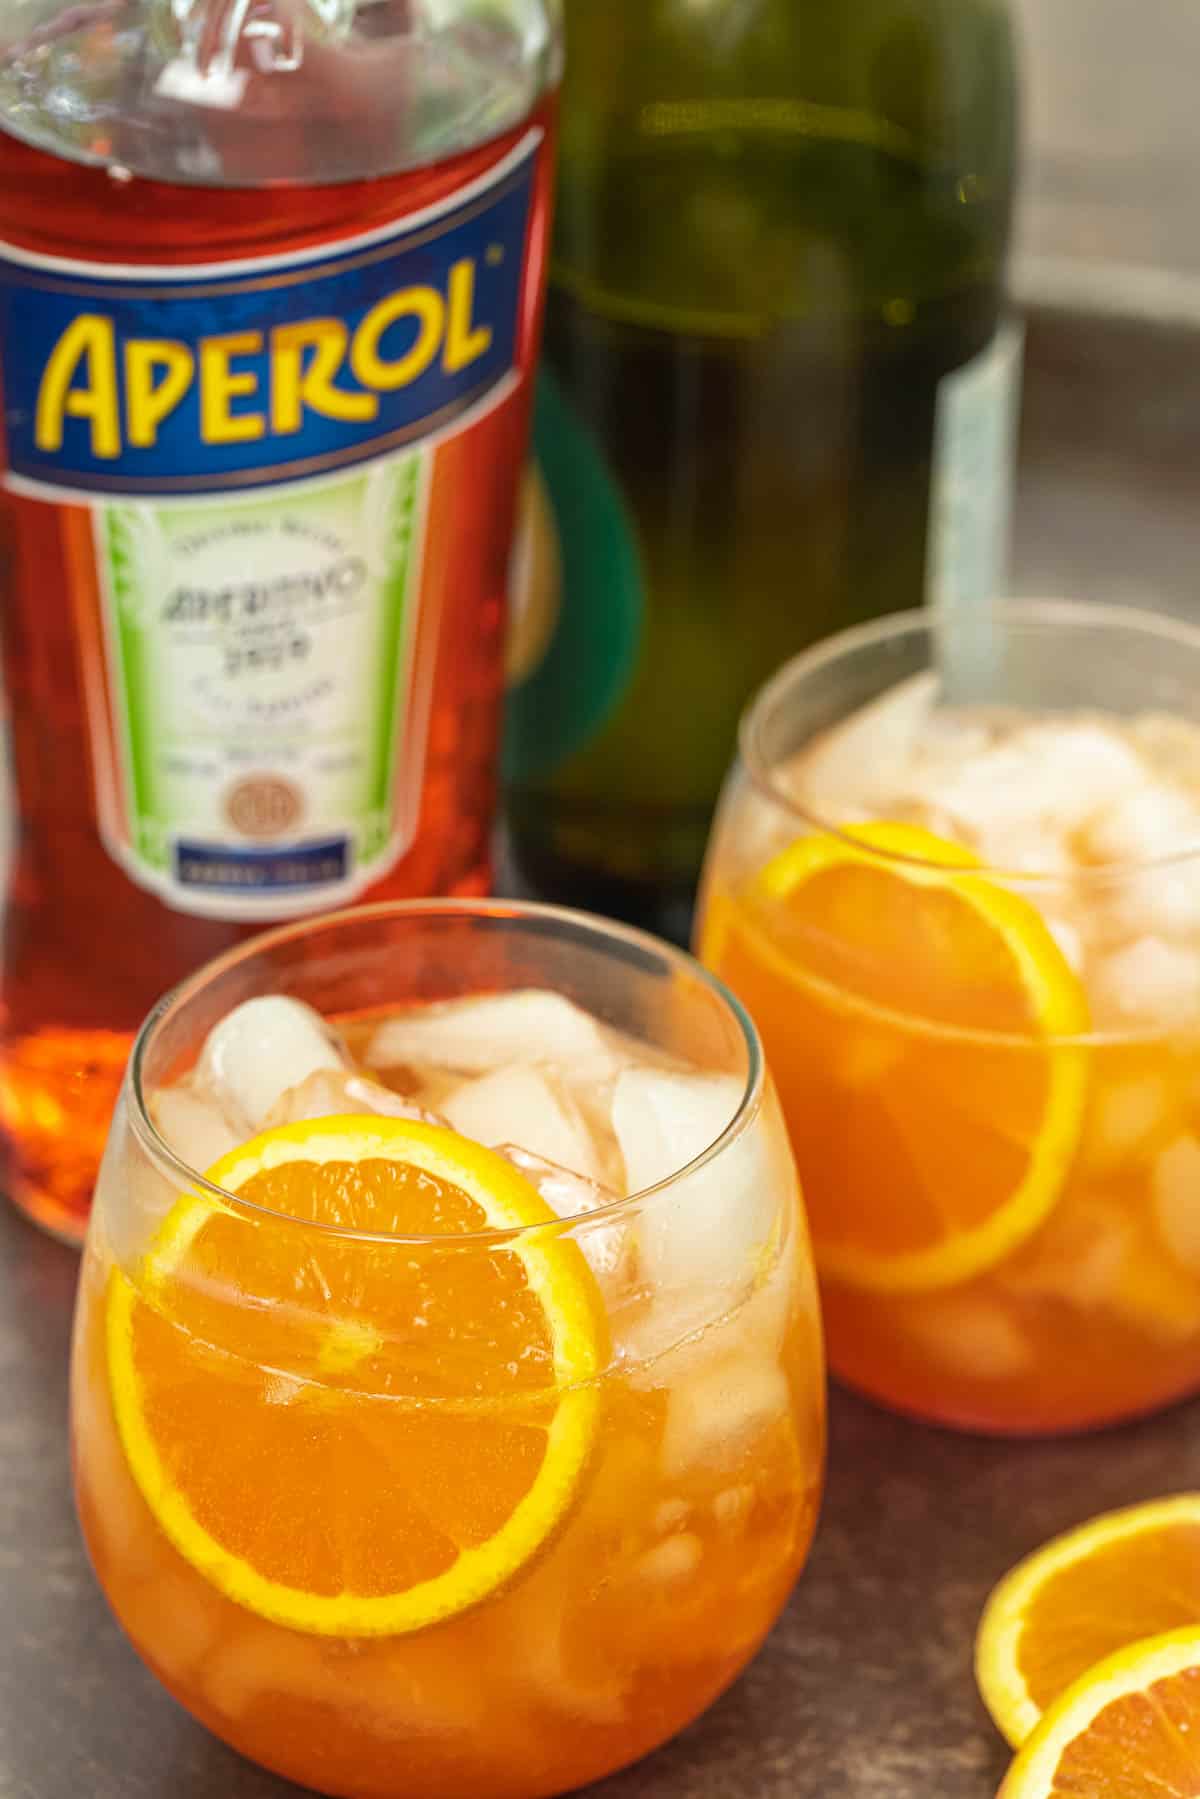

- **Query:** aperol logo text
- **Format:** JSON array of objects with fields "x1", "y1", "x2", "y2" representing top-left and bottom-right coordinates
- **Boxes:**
[
  {"x1": 0, "y1": 134, "x2": 537, "y2": 499},
  {"x1": 35, "y1": 260, "x2": 494, "y2": 458}
]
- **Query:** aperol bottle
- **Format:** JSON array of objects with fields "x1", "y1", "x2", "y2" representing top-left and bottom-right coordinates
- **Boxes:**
[{"x1": 0, "y1": 0, "x2": 561, "y2": 1240}]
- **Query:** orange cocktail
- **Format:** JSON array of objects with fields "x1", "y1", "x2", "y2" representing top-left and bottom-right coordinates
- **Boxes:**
[
  {"x1": 700, "y1": 603, "x2": 1200, "y2": 1435},
  {"x1": 70, "y1": 902, "x2": 824, "y2": 1799}
]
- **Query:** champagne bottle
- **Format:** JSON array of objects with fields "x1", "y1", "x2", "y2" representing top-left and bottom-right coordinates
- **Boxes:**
[{"x1": 505, "y1": 0, "x2": 1019, "y2": 941}]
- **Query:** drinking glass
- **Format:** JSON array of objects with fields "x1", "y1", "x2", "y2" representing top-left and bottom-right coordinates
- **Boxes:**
[
  {"x1": 699, "y1": 602, "x2": 1200, "y2": 1434},
  {"x1": 71, "y1": 899, "x2": 825, "y2": 1798}
]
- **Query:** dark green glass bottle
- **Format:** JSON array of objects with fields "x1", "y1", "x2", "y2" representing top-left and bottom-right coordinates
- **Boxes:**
[{"x1": 505, "y1": 0, "x2": 1019, "y2": 941}]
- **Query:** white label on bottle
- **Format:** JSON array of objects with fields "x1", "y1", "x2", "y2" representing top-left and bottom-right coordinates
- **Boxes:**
[
  {"x1": 90, "y1": 454, "x2": 430, "y2": 921},
  {"x1": 926, "y1": 320, "x2": 1024, "y2": 610}
]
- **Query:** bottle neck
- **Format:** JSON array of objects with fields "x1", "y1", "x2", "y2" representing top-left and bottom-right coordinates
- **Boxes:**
[
  {"x1": 0, "y1": 0, "x2": 561, "y2": 186},
  {"x1": 170, "y1": 0, "x2": 365, "y2": 83}
]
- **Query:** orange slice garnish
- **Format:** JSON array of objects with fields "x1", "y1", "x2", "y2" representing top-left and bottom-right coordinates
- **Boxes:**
[
  {"x1": 998, "y1": 1625, "x2": 1200, "y2": 1797},
  {"x1": 977, "y1": 1494, "x2": 1200, "y2": 1746},
  {"x1": 106, "y1": 1116, "x2": 604, "y2": 1637},
  {"x1": 701, "y1": 822, "x2": 1090, "y2": 1293}
]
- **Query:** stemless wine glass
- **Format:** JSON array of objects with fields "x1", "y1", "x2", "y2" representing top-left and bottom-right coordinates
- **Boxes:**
[
  {"x1": 699, "y1": 601, "x2": 1200, "y2": 1435},
  {"x1": 71, "y1": 900, "x2": 825, "y2": 1799}
]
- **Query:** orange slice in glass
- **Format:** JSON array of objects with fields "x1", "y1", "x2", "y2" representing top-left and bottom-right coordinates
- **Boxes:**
[
  {"x1": 106, "y1": 1116, "x2": 604, "y2": 1637},
  {"x1": 701, "y1": 822, "x2": 1090, "y2": 1293},
  {"x1": 977, "y1": 1494, "x2": 1200, "y2": 1746}
]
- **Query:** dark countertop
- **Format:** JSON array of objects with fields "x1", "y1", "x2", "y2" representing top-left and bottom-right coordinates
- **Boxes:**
[{"x1": 5, "y1": 304, "x2": 1200, "y2": 1799}]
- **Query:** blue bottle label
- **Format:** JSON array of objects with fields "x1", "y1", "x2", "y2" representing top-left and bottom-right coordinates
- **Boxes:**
[
  {"x1": 0, "y1": 132, "x2": 538, "y2": 500},
  {"x1": 0, "y1": 131, "x2": 545, "y2": 921}
]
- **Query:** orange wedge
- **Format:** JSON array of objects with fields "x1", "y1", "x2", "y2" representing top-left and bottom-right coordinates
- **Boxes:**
[
  {"x1": 701, "y1": 822, "x2": 1090, "y2": 1292},
  {"x1": 977, "y1": 1494, "x2": 1200, "y2": 1746},
  {"x1": 107, "y1": 1116, "x2": 604, "y2": 1637},
  {"x1": 998, "y1": 1625, "x2": 1200, "y2": 1798}
]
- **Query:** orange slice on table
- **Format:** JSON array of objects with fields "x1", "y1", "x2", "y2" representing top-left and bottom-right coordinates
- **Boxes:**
[
  {"x1": 998, "y1": 1625, "x2": 1200, "y2": 1798},
  {"x1": 106, "y1": 1116, "x2": 604, "y2": 1638},
  {"x1": 701, "y1": 821, "x2": 1090, "y2": 1293},
  {"x1": 977, "y1": 1494, "x2": 1200, "y2": 1747}
]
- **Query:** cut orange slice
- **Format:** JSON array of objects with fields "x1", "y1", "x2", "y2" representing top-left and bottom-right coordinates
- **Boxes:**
[
  {"x1": 107, "y1": 1116, "x2": 604, "y2": 1638},
  {"x1": 977, "y1": 1494, "x2": 1200, "y2": 1746},
  {"x1": 998, "y1": 1625, "x2": 1200, "y2": 1797},
  {"x1": 701, "y1": 822, "x2": 1090, "y2": 1293}
]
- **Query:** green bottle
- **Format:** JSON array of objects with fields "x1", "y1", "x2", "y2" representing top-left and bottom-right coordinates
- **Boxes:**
[{"x1": 505, "y1": 0, "x2": 1020, "y2": 941}]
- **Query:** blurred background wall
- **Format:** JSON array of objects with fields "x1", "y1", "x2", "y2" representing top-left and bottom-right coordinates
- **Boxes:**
[
  {"x1": 1005, "y1": 0, "x2": 1200, "y2": 615},
  {"x1": 1014, "y1": 0, "x2": 1200, "y2": 316}
]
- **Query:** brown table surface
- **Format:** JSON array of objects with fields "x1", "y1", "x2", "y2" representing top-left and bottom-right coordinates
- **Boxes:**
[{"x1": 5, "y1": 304, "x2": 1200, "y2": 1799}]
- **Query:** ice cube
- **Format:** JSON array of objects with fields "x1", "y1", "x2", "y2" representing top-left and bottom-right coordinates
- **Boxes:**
[
  {"x1": 1132, "y1": 712, "x2": 1200, "y2": 784},
  {"x1": 115, "y1": 1123, "x2": 196, "y2": 1255},
  {"x1": 740, "y1": 1232, "x2": 808, "y2": 1354},
  {"x1": 613, "y1": 1068, "x2": 775, "y2": 1293},
  {"x1": 612, "y1": 1067, "x2": 739, "y2": 1194},
  {"x1": 1081, "y1": 1069, "x2": 1182, "y2": 1173},
  {"x1": 266, "y1": 1068, "x2": 445, "y2": 1129},
  {"x1": 923, "y1": 723, "x2": 1147, "y2": 846},
  {"x1": 443, "y1": 1065, "x2": 601, "y2": 1181},
  {"x1": 1045, "y1": 914, "x2": 1085, "y2": 975},
  {"x1": 204, "y1": 1623, "x2": 331, "y2": 1720},
  {"x1": 499, "y1": 1143, "x2": 606, "y2": 1215},
  {"x1": 1089, "y1": 937, "x2": 1200, "y2": 1029},
  {"x1": 498, "y1": 1563, "x2": 628, "y2": 1726},
  {"x1": 971, "y1": 828, "x2": 1075, "y2": 881},
  {"x1": 794, "y1": 672, "x2": 938, "y2": 817},
  {"x1": 1004, "y1": 1197, "x2": 1133, "y2": 1309},
  {"x1": 660, "y1": 1354, "x2": 790, "y2": 1478},
  {"x1": 1104, "y1": 1231, "x2": 1200, "y2": 1343},
  {"x1": 499, "y1": 1143, "x2": 630, "y2": 1288},
  {"x1": 1103, "y1": 867, "x2": 1200, "y2": 942},
  {"x1": 74, "y1": 1361, "x2": 163, "y2": 1579},
  {"x1": 364, "y1": 990, "x2": 618, "y2": 1077},
  {"x1": 633, "y1": 1534, "x2": 704, "y2": 1585},
  {"x1": 195, "y1": 996, "x2": 348, "y2": 1136},
  {"x1": 654, "y1": 1498, "x2": 692, "y2": 1534},
  {"x1": 712, "y1": 1485, "x2": 755, "y2": 1531},
  {"x1": 210, "y1": 1628, "x2": 452, "y2": 1732},
  {"x1": 149, "y1": 1088, "x2": 240, "y2": 1174},
  {"x1": 1007, "y1": 1177, "x2": 1200, "y2": 1343},
  {"x1": 910, "y1": 708, "x2": 995, "y2": 766},
  {"x1": 622, "y1": 1216, "x2": 805, "y2": 1386},
  {"x1": 709, "y1": 781, "x2": 796, "y2": 877},
  {"x1": 1152, "y1": 1135, "x2": 1200, "y2": 1272},
  {"x1": 1007, "y1": 723, "x2": 1146, "y2": 830},
  {"x1": 118, "y1": 1572, "x2": 224, "y2": 1683},
  {"x1": 611, "y1": 1288, "x2": 728, "y2": 1388},
  {"x1": 1084, "y1": 783, "x2": 1200, "y2": 865},
  {"x1": 918, "y1": 741, "x2": 1051, "y2": 839},
  {"x1": 908, "y1": 1295, "x2": 1033, "y2": 1381}
]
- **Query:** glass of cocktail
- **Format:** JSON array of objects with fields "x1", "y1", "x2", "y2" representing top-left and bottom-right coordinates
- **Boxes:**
[
  {"x1": 699, "y1": 601, "x2": 1200, "y2": 1435},
  {"x1": 70, "y1": 901, "x2": 824, "y2": 1799}
]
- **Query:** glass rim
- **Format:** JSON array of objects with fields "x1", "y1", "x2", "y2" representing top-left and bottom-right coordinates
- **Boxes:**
[
  {"x1": 738, "y1": 596, "x2": 1200, "y2": 887},
  {"x1": 127, "y1": 897, "x2": 767, "y2": 1248}
]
